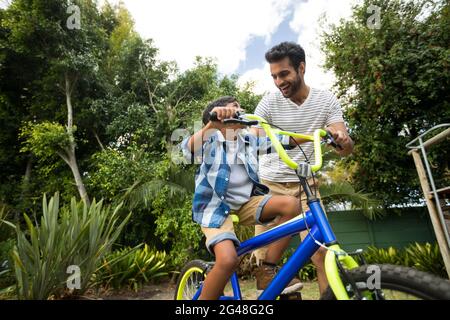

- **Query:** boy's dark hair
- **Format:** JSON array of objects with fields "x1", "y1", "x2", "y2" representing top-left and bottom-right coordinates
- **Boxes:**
[
  {"x1": 265, "y1": 42, "x2": 306, "y2": 72},
  {"x1": 202, "y1": 96, "x2": 237, "y2": 125}
]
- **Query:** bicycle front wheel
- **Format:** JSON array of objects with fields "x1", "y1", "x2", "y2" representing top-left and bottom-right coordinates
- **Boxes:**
[
  {"x1": 321, "y1": 264, "x2": 450, "y2": 300},
  {"x1": 174, "y1": 259, "x2": 210, "y2": 300}
]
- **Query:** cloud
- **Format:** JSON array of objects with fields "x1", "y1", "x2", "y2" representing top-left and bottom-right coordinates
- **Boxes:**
[
  {"x1": 238, "y1": 0, "x2": 360, "y2": 93},
  {"x1": 237, "y1": 64, "x2": 276, "y2": 95},
  {"x1": 290, "y1": 0, "x2": 359, "y2": 89},
  {"x1": 104, "y1": 0, "x2": 294, "y2": 74}
]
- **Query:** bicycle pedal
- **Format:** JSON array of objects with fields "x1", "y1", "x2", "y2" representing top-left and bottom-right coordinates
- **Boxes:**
[{"x1": 279, "y1": 292, "x2": 302, "y2": 300}]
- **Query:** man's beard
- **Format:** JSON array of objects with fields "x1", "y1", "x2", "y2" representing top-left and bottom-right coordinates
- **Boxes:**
[{"x1": 280, "y1": 76, "x2": 302, "y2": 98}]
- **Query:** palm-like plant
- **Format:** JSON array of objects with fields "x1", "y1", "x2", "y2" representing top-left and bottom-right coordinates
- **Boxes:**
[
  {"x1": 120, "y1": 163, "x2": 195, "y2": 210},
  {"x1": 316, "y1": 146, "x2": 384, "y2": 219},
  {"x1": 12, "y1": 193, "x2": 131, "y2": 299}
]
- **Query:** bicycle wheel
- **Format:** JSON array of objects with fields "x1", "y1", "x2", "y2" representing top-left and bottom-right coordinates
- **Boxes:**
[
  {"x1": 321, "y1": 264, "x2": 450, "y2": 300},
  {"x1": 174, "y1": 259, "x2": 210, "y2": 300}
]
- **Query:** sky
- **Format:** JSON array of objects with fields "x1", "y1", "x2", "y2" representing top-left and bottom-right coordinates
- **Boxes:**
[
  {"x1": 100, "y1": 0, "x2": 361, "y2": 94},
  {"x1": 0, "y1": 0, "x2": 361, "y2": 94}
]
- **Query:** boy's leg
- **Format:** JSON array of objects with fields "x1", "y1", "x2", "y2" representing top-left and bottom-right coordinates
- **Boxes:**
[
  {"x1": 199, "y1": 240, "x2": 239, "y2": 300},
  {"x1": 257, "y1": 195, "x2": 299, "y2": 264},
  {"x1": 239, "y1": 195, "x2": 303, "y2": 294},
  {"x1": 257, "y1": 179, "x2": 329, "y2": 296},
  {"x1": 200, "y1": 216, "x2": 240, "y2": 300}
]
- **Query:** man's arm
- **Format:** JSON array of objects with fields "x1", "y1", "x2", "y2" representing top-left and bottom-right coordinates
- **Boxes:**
[{"x1": 326, "y1": 122, "x2": 354, "y2": 156}]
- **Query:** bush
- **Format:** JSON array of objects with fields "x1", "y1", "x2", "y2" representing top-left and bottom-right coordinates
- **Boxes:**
[
  {"x1": 363, "y1": 246, "x2": 406, "y2": 266},
  {"x1": 405, "y1": 242, "x2": 446, "y2": 278},
  {"x1": 94, "y1": 244, "x2": 169, "y2": 291},
  {"x1": 362, "y1": 242, "x2": 446, "y2": 278},
  {"x1": 12, "y1": 193, "x2": 130, "y2": 299},
  {"x1": 0, "y1": 239, "x2": 16, "y2": 289}
]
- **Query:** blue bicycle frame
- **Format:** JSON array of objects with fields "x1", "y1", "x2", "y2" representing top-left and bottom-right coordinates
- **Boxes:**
[{"x1": 192, "y1": 197, "x2": 337, "y2": 300}]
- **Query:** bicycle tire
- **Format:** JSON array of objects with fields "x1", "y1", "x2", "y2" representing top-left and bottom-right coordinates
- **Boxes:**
[
  {"x1": 174, "y1": 259, "x2": 210, "y2": 300},
  {"x1": 321, "y1": 264, "x2": 450, "y2": 300}
]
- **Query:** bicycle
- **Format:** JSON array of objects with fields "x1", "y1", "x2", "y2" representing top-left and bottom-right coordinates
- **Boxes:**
[{"x1": 175, "y1": 112, "x2": 450, "y2": 300}]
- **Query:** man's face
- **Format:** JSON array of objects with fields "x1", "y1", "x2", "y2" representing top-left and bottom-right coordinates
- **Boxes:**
[{"x1": 269, "y1": 57, "x2": 304, "y2": 98}]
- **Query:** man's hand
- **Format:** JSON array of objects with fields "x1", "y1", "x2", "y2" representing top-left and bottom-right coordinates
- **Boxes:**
[{"x1": 326, "y1": 123, "x2": 354, "y2": 156}]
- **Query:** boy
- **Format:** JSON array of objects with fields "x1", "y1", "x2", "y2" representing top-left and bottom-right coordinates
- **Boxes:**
[{"x1": 181, "y1": 96, "x2": 303, "y2": 300}]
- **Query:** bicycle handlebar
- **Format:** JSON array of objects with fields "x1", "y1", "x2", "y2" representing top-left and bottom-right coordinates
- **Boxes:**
[{"x1": 209, "y1": 111, "x2": 340, "y2": 173}]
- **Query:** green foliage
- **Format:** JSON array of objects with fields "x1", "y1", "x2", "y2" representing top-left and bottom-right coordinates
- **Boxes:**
[
  {"x1": 322, "y1": 0, "x2": 450, "y2": 205},
  {"x1": 153, "y1": 194, "x2": 204, "y2": 268},
  {"x1": 320, "y1": 181, "x2": 384, "y2": 220},
  {"x1": 404, "y1": 242, "x2": 446, "y2": 277},
  {"x1": 19, "y1": 121, "x2": 72, "y2": 160},
  {"x1": 94, "y1": 244, "x2": 169, "y2": 291},
  {"x1": 88, "y1": 145, "x2": 155, "y2": 202},
  {"x1": 0, "y1": 0, "x2": 263, "y2": 275},
  {"x1": 362, "y1": 242, "x2": 446, "y2": 278},
  {"x1": 298, "y1": 263, "x2": 317, "y2": 281},
  {"x1": 363, "y1": 246, "x2": 406, "y2": 265},
  {"x1": 0, "y1": 239, "x2": 16, "y2": 289},
  {"x1": 12, "y1": 193, "x2": 130, "y2": 299}
]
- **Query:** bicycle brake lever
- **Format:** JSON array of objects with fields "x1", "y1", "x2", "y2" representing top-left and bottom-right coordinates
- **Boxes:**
[{"x1": 325, "y1": 131, "x2": 344, "y2": 150}]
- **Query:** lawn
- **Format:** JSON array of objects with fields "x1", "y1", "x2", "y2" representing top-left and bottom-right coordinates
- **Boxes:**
[{"x1": 224, "y1": 278, "x2": 321, "y2": 300}]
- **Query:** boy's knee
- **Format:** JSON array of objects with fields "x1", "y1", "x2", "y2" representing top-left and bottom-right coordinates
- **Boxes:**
[
  {"x1": 216, "y1": 253, "x2": 239, "y2": 271},
  {"x1": 279, "y1": 196, "x2": 299, "y2": 218}
]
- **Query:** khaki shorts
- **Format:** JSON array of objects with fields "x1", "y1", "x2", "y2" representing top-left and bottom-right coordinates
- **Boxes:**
[
  {"x1": 201, "y1": 195, "x2": 272, "y2": 255},
  {"x1": 254, "y1": 178, "x2": 322, "y2": 262}
]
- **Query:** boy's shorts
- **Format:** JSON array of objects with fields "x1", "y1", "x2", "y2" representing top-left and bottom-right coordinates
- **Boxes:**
[{"x1": 201, "y1": 195, "x2": 273, "y2": 255}]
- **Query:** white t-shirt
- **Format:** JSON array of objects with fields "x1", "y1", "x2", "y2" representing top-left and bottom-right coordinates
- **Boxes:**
[
  {"x1": 255, "y1": 88, "x2": 344, "y2": 182},
  {"x1": 224, "y1": 140, "x2": 253, "y2": 210}
]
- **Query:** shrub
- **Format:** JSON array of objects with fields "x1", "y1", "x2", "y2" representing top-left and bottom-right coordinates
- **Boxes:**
[
  {"x1": 363, "y1": 246, "x2": 406, "y2": 266},
  {"x1": 405, "y1": 242, "x2": 446, "y2": 278},
  {"x1": 362, "y1": 242, "x2": 446, "y2": 278},
  {"x1": 0, "y1": 239, "x2": 16, "y2": 289},
  {"x1": 12, "y1": 193, "x2": 130, "y2": 299},
  {"x1": 94, "y1": 244, "x2": 169, "y2": 291}
]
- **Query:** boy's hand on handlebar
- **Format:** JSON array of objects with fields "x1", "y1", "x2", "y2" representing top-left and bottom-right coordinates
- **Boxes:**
[{"x1": 209, "y1": 102, "x2": 244, "y2": 128}]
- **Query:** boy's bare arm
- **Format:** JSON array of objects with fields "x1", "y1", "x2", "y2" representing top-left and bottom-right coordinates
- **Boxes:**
[
  {"x1": 187, "y1": 105, "x2": 239, "y2": 153},
  {"x1": 187, "y1": 122, "x2": 216, "y2": 153}
]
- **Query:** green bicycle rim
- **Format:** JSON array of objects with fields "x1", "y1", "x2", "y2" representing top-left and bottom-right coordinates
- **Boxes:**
[{"x1": 176, "y1": 266, "x2": 205, "y2": 300}]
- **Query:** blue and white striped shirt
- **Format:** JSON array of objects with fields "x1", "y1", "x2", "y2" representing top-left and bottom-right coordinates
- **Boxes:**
[{"x1": 180, "y1": 129, "x2": 291, "y2": 228}]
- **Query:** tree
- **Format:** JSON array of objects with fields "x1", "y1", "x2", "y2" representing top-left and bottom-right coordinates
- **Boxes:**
[{"x1": 322, "y1": 0, "x2": 450, "y2": 205}]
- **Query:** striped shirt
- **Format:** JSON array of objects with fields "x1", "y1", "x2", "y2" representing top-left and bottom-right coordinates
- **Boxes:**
[{"x1": 254, "y1": 88, "x2": 344, "y2": 182}]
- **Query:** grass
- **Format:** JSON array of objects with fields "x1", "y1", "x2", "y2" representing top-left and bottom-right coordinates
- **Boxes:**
[{"x1": 224, "y1": 278, "x2": 320, "y2": 300}]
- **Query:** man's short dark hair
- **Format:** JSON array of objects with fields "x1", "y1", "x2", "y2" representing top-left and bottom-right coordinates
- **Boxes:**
[
  {"x1": 202, "y1": 96, "x2": 237, "y2": 125},
  {"x1": 265, "y1": 42, "x2": 306, "y2": 71}
]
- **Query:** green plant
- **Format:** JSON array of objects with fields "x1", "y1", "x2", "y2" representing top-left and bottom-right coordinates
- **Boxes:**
[
  {"x1": 94, "y1": 244, "x2": 169, "y2": 291},
  {"x1": 0, "y1": 239, "x2": 16, "y2": 289},
  {"x1": 363, "y1": 246, "x2": 406, "y2": 265},
  {"x1": 362, "y1": 243, "x2": 446, "y2": 278},
  {"x1": 405, "y1": 242, "x2": 446, "y2": 278},
  {"x1": 298, "y1": 263, "x2": 317, "y2": 281},
  {"x1": 12, "y1": 192, "x2": 130, "y2": 299}
]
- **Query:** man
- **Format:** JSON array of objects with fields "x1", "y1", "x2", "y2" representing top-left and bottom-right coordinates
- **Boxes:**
[{"x1": 252, "y1": 42, "x2": 354, "y2": 297}]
